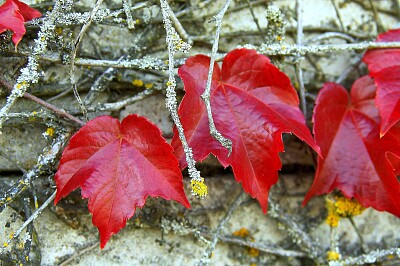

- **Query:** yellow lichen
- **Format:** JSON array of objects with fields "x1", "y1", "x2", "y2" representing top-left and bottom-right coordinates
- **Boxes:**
[
  {"x1": 325, "y1": 196, "x2": 365, "y2": 227},
  {"x1": 166, "y1": 81, "x2": 173, "y2": 87},
  {"x1": 145, "y1": 83, "x2": 154, "y2": 89},
  {"x1": 327, "y1": 251, "x2": 340, "y2": 261},
  {"x1": 46, "y1": 127, "x2": 55, "y2": 137},
  {"x1": 334, "y1": 196, "x2": 365, "y2": 217},
  {"x1": 55, "y1": 28, "x2": 63, "y2": 35},
  {"x1": 248, "y1": 247, "x2": 260, "y2": 257},
  {"x1": 190, "y1": 178, "x2": 208, "y2": 198},
  {"x1": 132, "y1": 79, "x2": 144, "y2": 87},
  {"x1": 325, "y1": 198, "x2": 340, "y2": 227},
  {"x1": 232, "y1": 228, "x2": 250, "y2": 238},
  {"x1": 3, "y1": 242, "x2": 8, "y2": 247},
  {"x1": 135, "y1": 19, "x2": 140, "y2": 25},
  {"x1": 276, "y1": 36, "x2": 282, "y2": 41}
]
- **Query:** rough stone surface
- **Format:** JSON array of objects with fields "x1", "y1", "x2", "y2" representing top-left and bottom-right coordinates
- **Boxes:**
[{"x1": 1, "y1": 0, "x2": 399, "y2": 265}]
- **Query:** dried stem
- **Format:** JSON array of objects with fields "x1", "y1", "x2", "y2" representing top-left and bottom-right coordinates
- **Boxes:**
[
  {"x1": 0, "y1": 131, "x2": 70, "y2": 213},
  {"x1": 336, "y1": 247, "x2": 400, "y2": 265},
  {"x1": 0, "y1": 78, "x2": 85, "y2": 126},
  {"x1": 201, "y1": 0, "x2": 233, "y2": 156},
  {"x1": 198, "y1": 192, "x2": 247, "y2": 266},
  {"x1": 0, "y1": 191, "x2": 56, "y2": 255},
  {"x1": 295, "y1": 0, "x2": 307, "y2": 117},
  {"x1": 331, "y1": 0, "x2": 345, "y2": 31},
  {"x1": 70, "y1": 0, "x2": 105, "y2": 121},
  {"x1": 268, "y1": 196, "x2": 323, "y2": 263},
  {"x1": 122, "y1": 0, "x2": 135, "y2": 29},
  {"x1": 0, "y1": 0, "x2": 72, "y2": 129},
  {"x1": 246, "y1": 0, "x2": 265, "y2": 39}
]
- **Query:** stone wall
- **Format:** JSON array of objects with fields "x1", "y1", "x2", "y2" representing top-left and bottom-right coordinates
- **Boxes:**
[{"x1": 0, "y1": 0, "x2": 399, "y2": 265}]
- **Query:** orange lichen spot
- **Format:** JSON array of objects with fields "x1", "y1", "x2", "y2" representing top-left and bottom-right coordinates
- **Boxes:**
[
  {"x1": 190, "y1": 177, "x2": 208, "y2": 198},
  {"x1": 327, "y1": 250, "x2": 340, "y2": 261},
  {"x1": 250, "y1": 263, "x2": 257, "y2": 266},
  {"x1": 132, "y1": 79, "x2": 144, "y2": 87},
  {"x1": 232, "y1": 228, "x2": 250, "y2": 238}
]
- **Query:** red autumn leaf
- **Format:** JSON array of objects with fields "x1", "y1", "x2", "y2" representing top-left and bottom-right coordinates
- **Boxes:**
[
  {"x1": 303, "y1": 76, "x2": 400, "y2": 217},
  {"x1": 54, "y1": 115, "x2": 190, "y2": 248},
  {"x1": 0, "y1": 0, "x2": 41, "y2": 46},
  {"x1": 363, "y1": 29, "x2": 400, "y2": 136},
  {"x1": 172, "y1": 48, "x2": 320, "y2": 213}
]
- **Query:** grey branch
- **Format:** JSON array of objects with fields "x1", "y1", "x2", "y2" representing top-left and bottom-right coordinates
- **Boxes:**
[
  {"x1": 201, "y1": 0, "x2": 233, "y2": 156},
  {"x1": 159, "y1": 0, "x2": 202, "y2": 188},
  {"x1": 0, "y1": 191, "x2": 56, "y2": 255},
  {"x1": 198, "y1": 192, "x2": 247, "y2": 266}
]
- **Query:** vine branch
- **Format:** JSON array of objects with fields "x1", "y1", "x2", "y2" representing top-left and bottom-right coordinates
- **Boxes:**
[{"x1": 201, "y1": 0, "x2": 233, "y2": 156}]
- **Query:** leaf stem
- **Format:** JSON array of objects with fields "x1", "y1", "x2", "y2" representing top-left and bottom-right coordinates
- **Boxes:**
[{"x1": 201, "y1": 0, "x2": 233, "y2": 156}]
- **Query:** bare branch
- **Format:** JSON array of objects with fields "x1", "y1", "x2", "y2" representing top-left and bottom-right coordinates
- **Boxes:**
[{"x1": 201, "y1": 0, "x2": 233, "y2": 156}]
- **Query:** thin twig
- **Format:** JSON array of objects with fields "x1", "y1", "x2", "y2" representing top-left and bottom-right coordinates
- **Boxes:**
[
  {"x1": 0, "y1": 131, "x2": 70, "y2": 213},
  {"x1": 198, "y1": 192, "x2": 247, "y2": 266},
  {"x1": 333, "y1": 247, "x2": 400, "y2": 265},
  {"x1": 331, "y1": 0, "x2": 345, "y2": 31},
  {"x1": 0, "y1": 0, "x2": 72, "y2": 129},
  {"x1": 0, "y1": 78, "x2": 85, "y2": 126},
  {"x1": 59, "y1": 242, "x2": 98, "y2": 266},
  {"x1": 268, "y1": 196, "x2": 323, "y2": 263},
  {"x1": 0, "y1": 191, "x2": 56, "y2": 255},
  {"x1": 246, "y1": 0, "x2": 265, "y2": 39},
  {"x1": 348, "y1": 217, "x2": 368, "y2": 253},
  {"x1": 70, "y1": 0, "x2": 105, "y2": 122},
  {"x1": 201, "y1": 0, "x2": 233, "y2": 156},
  {"x1": 306, "y1": 32, "x2": 355, "y2": 44},
  {"x1": 4, "y1": 41, "x2": 400, "y2": 71},
  {"x1": 213, "y1": 234, "x2": 308, "y2": 258},
  {"x1": 256, "y1": 41, "x2": 400, "y2": 56},
  {"x1": 122, "y1": 0, "x2": 135, "y2": 29},
  {"x1": 168, "y1": 4, "x2": 192, "y2": 44},
  {"x1": 368, "y1": 0, "x2": 385, "y2": 33},
  {"x1": 295, "y1": 0, "x2": 307, "y2": 117}
]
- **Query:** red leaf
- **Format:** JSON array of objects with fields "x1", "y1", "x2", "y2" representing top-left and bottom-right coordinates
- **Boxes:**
[
  {"x1": 303, "y1": 76, "x2": 400, "y2": 217},
  {"x1": 54, "y1": 115, "x2": 190, "y2": 248},
  {"x1": 0, "y1": 0, "x2": 41, "y2": 47},
  {"x1": 172, "y1": 48, "x2": 320, "y2": 213},
  {"x1": 363, "y1": 29, "x2": 400, "y2": 135}
]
